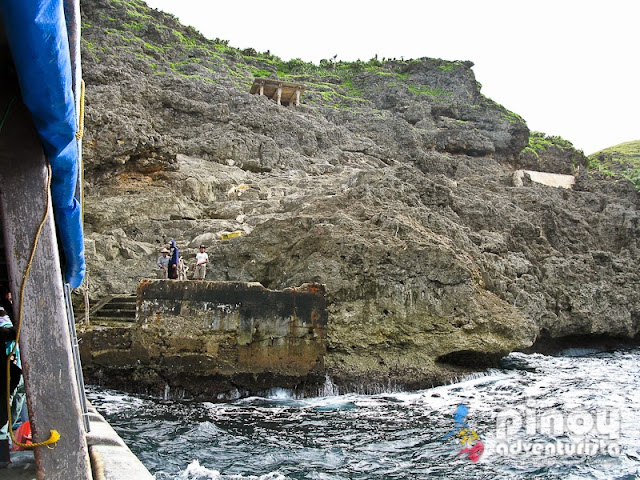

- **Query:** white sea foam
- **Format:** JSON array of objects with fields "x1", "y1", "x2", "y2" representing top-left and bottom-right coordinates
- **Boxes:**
[
  {"x1": 94, "y1": 347, "x2": 640, "y2": 479},
  {"x1": 169, "y1": 460, "x2": 288, "y2": 480}
]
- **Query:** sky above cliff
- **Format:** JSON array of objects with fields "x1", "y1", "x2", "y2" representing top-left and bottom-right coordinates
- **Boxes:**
[{"x1": 145, "y1": 0, "x2": 638, "y2": 155}]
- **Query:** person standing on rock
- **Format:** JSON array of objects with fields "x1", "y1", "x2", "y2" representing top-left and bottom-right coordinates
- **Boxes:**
[
  {"x1": 157, "y1": 248, "x2": 170, "y2": 279},
  {"x1": 193, "y1": 244, "x2": 209, "y2": 280},
  {"x1": 168, "y1": 240, "x2": 179, "y2": 279}
]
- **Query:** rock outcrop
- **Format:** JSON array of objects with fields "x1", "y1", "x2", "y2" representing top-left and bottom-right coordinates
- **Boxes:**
[{"x1": 77, "y1": 0, "x2": 640, "y2": 395}]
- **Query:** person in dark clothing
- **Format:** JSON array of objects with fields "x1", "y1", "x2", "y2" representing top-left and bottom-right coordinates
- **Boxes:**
[
  {"x1": 0, "y1": 307, "x2": 20, "y2": 468},
  {"x1": 0, "y1": 284, "x2": 14, "y2": 320},
  {"x1": 167, "y1": 240, "x2": 179, "y2": 280}
]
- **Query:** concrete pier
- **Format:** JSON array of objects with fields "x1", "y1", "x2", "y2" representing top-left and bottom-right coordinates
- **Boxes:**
[{"x1": 79, "y1": 281, "x2": 328, "y2": 399}]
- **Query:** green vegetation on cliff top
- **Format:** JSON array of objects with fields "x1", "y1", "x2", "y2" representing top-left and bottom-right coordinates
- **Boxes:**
[
  {"x1": 521, "y1": 131, "x2": 579, "y2": 157},
  {"x1": 85, "y1": 0, "x2": 503, "y2": 113},
  {"x1": 588, "y1": 140, "x2": 640, "y2": 188}
]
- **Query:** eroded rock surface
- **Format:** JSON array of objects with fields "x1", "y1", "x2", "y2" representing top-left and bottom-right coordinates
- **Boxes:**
[{"x1": 77, "y1": 0, "x2": 640, "y2": 394}]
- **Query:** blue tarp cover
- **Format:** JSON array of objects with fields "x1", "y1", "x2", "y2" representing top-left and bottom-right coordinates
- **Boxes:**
[{"x1": 0, "y1": 0, "x2": 85, "y2": 288}]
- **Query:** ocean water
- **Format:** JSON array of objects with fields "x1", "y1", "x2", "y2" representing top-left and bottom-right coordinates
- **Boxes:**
[{"x1": 87, "y1": 348, "x2": 640, "y2": 479}]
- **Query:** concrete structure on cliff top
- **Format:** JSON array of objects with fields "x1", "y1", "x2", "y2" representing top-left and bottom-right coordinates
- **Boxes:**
[
  {"x1": 79, "y1": 281, "x2": 328, "y2": 399},
  {"x1": 250, "y1": 78, "x2": 306, "y2": 106}
]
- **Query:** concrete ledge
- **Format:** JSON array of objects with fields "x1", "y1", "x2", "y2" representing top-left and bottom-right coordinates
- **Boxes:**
[
  {"x1": 513, "y1": 169, "x2": 575, "y2": 189},
  {"x1": 80, "y1": 282, "x2": 329, "y2": 399},
  {"x1": 136, "y1": 280, "x2": 328, "y2": 376},
  {"x1": 87, "y1": 406, "x2": 152, "y2": 480}
]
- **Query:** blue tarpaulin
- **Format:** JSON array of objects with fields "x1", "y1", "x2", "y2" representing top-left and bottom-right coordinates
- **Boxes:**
[{"x1": 0, "y1": 0, "x2": 85, "y2": 288}]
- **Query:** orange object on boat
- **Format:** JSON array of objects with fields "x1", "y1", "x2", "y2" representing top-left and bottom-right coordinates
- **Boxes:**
[{"x1": 11, "y1": 420, "x2": 32, "y2": 451}]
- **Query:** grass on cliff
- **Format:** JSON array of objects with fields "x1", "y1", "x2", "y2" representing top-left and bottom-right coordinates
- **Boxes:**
[
  {"x1": 519, "y1": 131, "x2": 593, "y2": 173},
  {"x1": 588, "y1": 140, "x2": 640, "y2": 188},
  {"x1": 269, "y1": 56, "x2": 462, "y2": 106},
  {"x1": 514, "y1": 131, "x2": 640, "y2": 189},
  {"x1": 87, "y1": 1, "x2": 473, "y2": 111},
  {"x1": 85, "y1": 0, "x2": 529, "y2": 122},
  {"x1": 521, "y1": 131, "x2": 579, "y2": 156}
]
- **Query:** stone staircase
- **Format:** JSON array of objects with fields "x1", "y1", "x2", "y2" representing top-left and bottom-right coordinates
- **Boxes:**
[{"x1": 83, "y1": 294, "x2": 137, "y2": 326}]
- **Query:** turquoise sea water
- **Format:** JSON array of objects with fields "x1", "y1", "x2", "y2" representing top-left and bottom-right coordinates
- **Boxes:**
[{"x1": 88, "y1": 347, "x2": 640, "y2": 479}]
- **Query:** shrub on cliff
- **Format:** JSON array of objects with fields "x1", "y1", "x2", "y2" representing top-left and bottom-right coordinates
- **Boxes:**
[{"x1": 516, "y1": 131, "x2": 588, "y2": 174}]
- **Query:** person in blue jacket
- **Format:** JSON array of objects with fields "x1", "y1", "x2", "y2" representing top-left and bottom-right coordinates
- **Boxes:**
[{"x1": 168, "y1": 240, "x2": 179, "y2": 279}]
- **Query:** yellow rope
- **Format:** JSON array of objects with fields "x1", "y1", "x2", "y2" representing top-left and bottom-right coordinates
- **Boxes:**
[
  {"x1": 5, "y1": 163, "x2": 60, "y2": 449},
  {"x1": 75, "y1": 79, "x2": 85, "y2": 140}
]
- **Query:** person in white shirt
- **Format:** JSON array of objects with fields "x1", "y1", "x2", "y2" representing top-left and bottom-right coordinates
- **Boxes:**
[
  {"x1": 157, "y1": 247, "x2": 170, "y2": 278},
  {"x1": 193, "y1": 244, "x2": 209, "y2": 280}
]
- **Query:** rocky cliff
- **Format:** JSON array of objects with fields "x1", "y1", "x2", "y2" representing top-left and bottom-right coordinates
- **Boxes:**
[{"x1": 78, "y1": 0, "x2": 640, "y2": 393}]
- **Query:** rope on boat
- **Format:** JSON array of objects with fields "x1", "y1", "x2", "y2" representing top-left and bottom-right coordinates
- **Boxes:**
[{"x1": 75, "y1": 79, "x2": 85, "y2": 140}]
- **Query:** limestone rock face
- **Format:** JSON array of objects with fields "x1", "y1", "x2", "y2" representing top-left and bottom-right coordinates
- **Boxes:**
[{"x1": 76, "y1": 0, "x2": 640, "y2": 393}]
